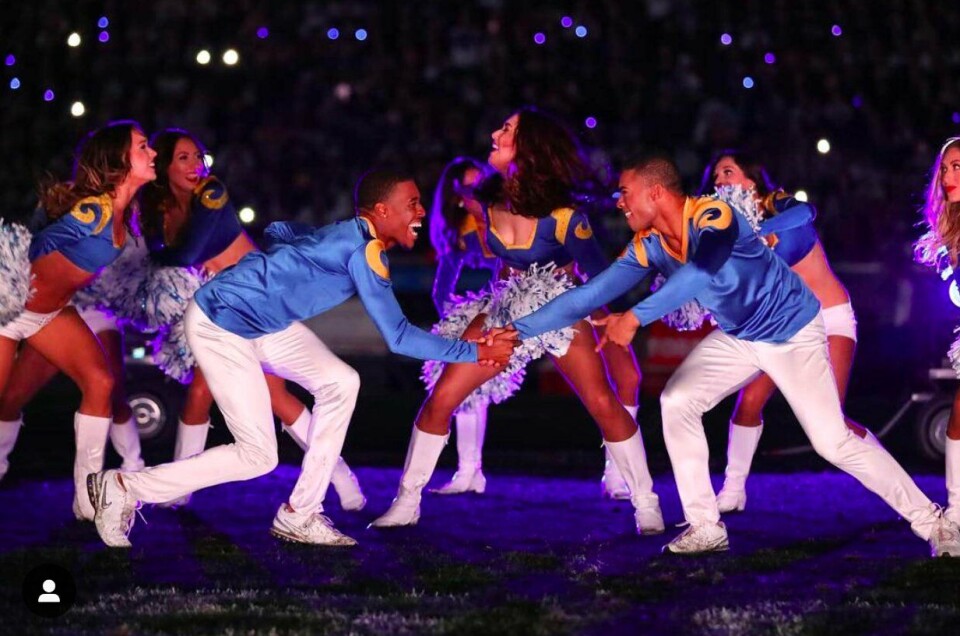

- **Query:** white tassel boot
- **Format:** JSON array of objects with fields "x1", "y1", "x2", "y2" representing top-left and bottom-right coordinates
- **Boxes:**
[
  {"x1": 157, "y1": 419, "x2": 210, "y2": 508},
  {"x1": 605, "y1": 429, "x2": 663, "y2": 534},
  {"x1": 946, "y1": 438, "x2": 960, "y2": 526},
  {"x1": 430, "y1": 405, "x2": 487, "y2": 495},
  {"x1": 370, "y1": 427, "x2": 448, "y2": 527},
  {"x1": 73, "y1": 412, "x2": 111, "y2": 521},
  {"x1": 109, "y1": 416, "x2": 145, "y2": 472},
  {"x1": 601, "y1": 404, "x2": 636, "y2": 499},
  {"x1": 717, "y1": 420, "x2": 763, "y2": 513},
  {"x1": 283, "y1": 408, "x2": 367, "y2": 511},
  {"x1": 0, "y1": 415, "x2": 23, "y2": 482}
]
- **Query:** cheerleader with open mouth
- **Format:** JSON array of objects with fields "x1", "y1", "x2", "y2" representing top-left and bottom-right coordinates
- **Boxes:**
[
  {"x1": 0, "y1": 121, "x2": 156, "y2": 520},
  {"x1": 373, "y1": 108, "x2": 662, "y2": 533}
]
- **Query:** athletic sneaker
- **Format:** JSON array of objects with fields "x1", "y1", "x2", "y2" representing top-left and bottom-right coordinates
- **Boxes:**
[
  {"x1": 270, "y1": 504, "x2": 357, "y2": 546},
  {"x1": 929, "y1": 516, "x2": 960, "y2": 558},
  {"x1": 663, "y1": 521, "x2": 729, "y2": 554},
  {"x1": 635, "y1": 497, "x2": 666, "y2": 535},
  {"x1": 87, "y1": 470, "x2": 140, "y2": 548}
]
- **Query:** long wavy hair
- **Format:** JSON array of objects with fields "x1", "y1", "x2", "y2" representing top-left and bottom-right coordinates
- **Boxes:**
[
  {"x1": 39, "y1": 120, "x2": 143, "y2": 223},
  {"x1": 139, "y1": 128, "x2": 208, "y2": 246},
  {"x1": 476, "y1": 107, "x2": 600, "y2": 219},
  {"x1": 915, "y1": 138, "x2": 960, "y2": 268},
  {"x1": 429, "y1": 157, "x2": 486, "y2": 257},
  {"x1": 700, "y1": 149, "x2": 777, "y2": 196}
]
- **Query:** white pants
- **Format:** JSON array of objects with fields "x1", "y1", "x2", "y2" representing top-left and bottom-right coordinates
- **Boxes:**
[
  {"x1": 661, "y1": 313, "x2": 939, "y2": 540},
  {"x1": 122, "y1": 301, "x2": 360, "y2": 515}
]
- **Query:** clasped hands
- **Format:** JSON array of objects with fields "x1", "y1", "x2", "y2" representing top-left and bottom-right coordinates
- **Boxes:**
[{"x1": 469, "y1": 325, "x2": 520, "y2": 367}]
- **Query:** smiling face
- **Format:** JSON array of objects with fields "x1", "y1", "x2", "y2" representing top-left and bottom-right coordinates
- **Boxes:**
[
  {"x1": 378, "y1": 180, "x2": 426, "y2": 249},
  {"x1": 488, "y1": 113, "x2": 519, "y2": 174},
  {"x1": 127, "y1": 129, "x2": 157, "y2": 186},
  {"x1": 166, "y1": 137, "x2": 208, "y2": 196},
  {"x1": 616, "y1": 169, "x2": 659, "y2": 233},
  {"x1": 712, "y1": 156, "x2": 756, "y2": 190},
  {"x1": 941, "y1": 145, "x2": 960, "y2": 204}
]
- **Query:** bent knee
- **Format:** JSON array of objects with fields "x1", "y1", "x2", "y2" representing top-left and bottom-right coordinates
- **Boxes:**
[
  {"x1": 239, "y1": 444, "x2": 279, "y2": 476},
  {"x1": 80, "y1": 366, "x2": 115, "y2": 401}
]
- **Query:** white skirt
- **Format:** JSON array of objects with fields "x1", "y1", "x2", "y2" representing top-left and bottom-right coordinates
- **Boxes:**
[{"x1": 421, "y1": 262, "x2": 576, "y2": 414}]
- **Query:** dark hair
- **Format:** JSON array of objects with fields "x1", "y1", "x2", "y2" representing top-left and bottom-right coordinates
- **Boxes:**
[
  {"x1": 622, "y1": 153, "x2": 684, "y2": 194},
  {"x1": 699, "y1": 149, "x2": 777, "y2": 196},
  {"x1": 138, "y1": 128, "x2": 209, "y2": 246},
  {"x1": 354, "y1": 167, "x2": 415, "y2": 213},
  {"x1": 40, "y1": 120, "x2": 144, "y2": 221},
  {"x1": 429, "y1": 157, "x2": 486, "y2": 256},
  {"x1": 477, "y1": 107, "x2": 599, "y2": 219}
]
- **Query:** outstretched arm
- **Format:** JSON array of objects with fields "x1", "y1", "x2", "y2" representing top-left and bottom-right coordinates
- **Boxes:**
[{"x1": 758, "y1": 193, "x2": 816, "y2": 236}]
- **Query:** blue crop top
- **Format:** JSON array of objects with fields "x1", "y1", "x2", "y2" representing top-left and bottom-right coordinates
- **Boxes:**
[
  {"x1": 431, "y1": 214, "x2": 499, "y2": 312},
  {"x1": 484, "y1": 207, "x2": 608, "y2": 279},
  {"x1": 757, "y1": 191, "x2": 819, "y2": 267},
  {"x1": 29, "y1": 194, "x2": 125, "y2": 273},
  {"x1": 147, "y1": 177, "x2": 244, "y2": 267}
]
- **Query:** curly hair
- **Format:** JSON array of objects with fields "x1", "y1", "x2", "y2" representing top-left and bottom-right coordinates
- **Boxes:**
[
  {"x1": 428, "y1": 157, "x2": 486, "y2": 257},
  {"x1": 139, "y1": 128, "x2": 208, "y2": 247},
  {"x1": 477, "y1": 107, "x2": 600, "y2": 219},
  {"x1": 915, "y1": 137, "x2": 960, "y2": 268},
  {"x1": 39, "y1": 120, "x2": 143, "y2": 222}
]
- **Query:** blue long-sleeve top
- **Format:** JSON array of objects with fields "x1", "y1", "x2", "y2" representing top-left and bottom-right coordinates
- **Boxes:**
[
  {"x1": 484, "y1": 207, "x2": 609, "y2": 279},
  {"x1": 194, "y1": 216, "x2": 478, "y2": 363},
  {"x1": 29, "y1": 194, "x2": 125, "y2": 272},
  {"x1": 147, "y1": 177, "x2": 244, "y2": 267},
  {"x1": 431, "y1": 214, "x2": 498, "y2": 313},
  {"x1": 514, "y1": 196, "x2": 820, "y2": 344},
  {"x1": 757, "y1": 190, "x2": 819, "y2": 267}
]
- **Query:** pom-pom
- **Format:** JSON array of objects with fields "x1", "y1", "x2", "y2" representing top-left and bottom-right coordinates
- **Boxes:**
[
  {"x1": 650, "y1": 273, "x2": 711, "y2": 331},
  {"x1": 714, "y1": 185, "x2": 764, "y2": 233},
  {"x1": 72, "y1": 239, "x2": 150, "y2": 327},
  {"x1": 0, "y1": 219, "x2": 34, "y2": 326}
]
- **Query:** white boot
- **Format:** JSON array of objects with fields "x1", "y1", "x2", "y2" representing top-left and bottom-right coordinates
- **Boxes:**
[
  {"x1": 602, "y1": 404, "x2": 636, "y2": 499},
  {"x1": 605, "y1": 429, "x2": 663, "y2": 534},
  {"x1": 0, "y1": 416, "x2": 23, "y2": 482},
  {"x1": 283, "y1": 409, "x2": 367, "y2": 511},
  {"x1": 157, "y1": 419, "x2": 210, "y2": 508},
  {"x1": 717, "y1": 420, "x2": 763, "y2": 513},
  {"x1": 73, "y1": 412, "x2": 111, "y2": 521},
  {"x1": 370, "y1": 427, "x2": 448, "y2": 527},
  {"x1": 946, "y1": 438, "x2": 960, "y2": 526},
  {"x1": 430, "y1": 405, "x2": 487, "y2": 495},
  {"x1": 110, "y1": 416, "x2": 145, "y2": 472}
]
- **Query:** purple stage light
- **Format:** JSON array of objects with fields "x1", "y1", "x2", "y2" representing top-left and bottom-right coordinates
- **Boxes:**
[
  {"x1": 585, "y1": 116, "x2": 597, "y2": 129},
  {"x1": 97, "y1": 17, "x2": 109, "y2": 29},
  {"x1": 256, "y1": 27, "x2": 269, "y2": 39},
  {"x1": 98, "y1": 31, "x2": 110, "y2": 43},
  {"x1": 43, "y1": 89, "x2": 54, "y2": 101},
  {"x1": 575, "y1": 25, "x2": 588, "y2": 38},
  {"x1": 953, "y1": 112, "x2": 960, "y2": 124},
  {"x1": 4, "y1": 54, "x2": 14, "y2": 66},
  {"x1": 327, "y1": 28, "x2": 340, "y2": 40},
  {"x1": 764, "y1": 52, "x2": 776, "y2": 64},
  {"x1": 831, "y1": 24, "x2": 842, "y2": 36},
  {"x1": 560, "y1": 16, "x2": 573, "y2": 28},
  {"x1": 720, "y1": 33, "x2": 732, "y2": 46},
  {"x1": 742, "y1": 76, "x2": 754, "y2": 89},
  {"x1": 852, "y1": 95, "x2": 863, "y2": 108},
  {"x1": 355, "y1": 29, "x2": 368, "y2": 41},
  {"x1": 533, "y1": 32, "x2": 546, "y2": 45},
  {"x1": 10, "y1": 77, "x2": 20, "y2": 90}
]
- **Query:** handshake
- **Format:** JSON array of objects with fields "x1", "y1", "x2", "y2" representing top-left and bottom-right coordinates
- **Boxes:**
[{"x1": 469, "y1": 326, "x2": 520, "y2": 367}]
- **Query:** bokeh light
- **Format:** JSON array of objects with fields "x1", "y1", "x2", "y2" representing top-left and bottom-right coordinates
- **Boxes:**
[
  {"x1": 533, "y1": 32, "x2": 546, "y2": 45},
  {"x1": 817, "y1": 139, "x2": 831, "y2": 154},
  {"x1": 67, "y1": 33, "x2": 81, "y2": 47},
  {"x1": 222, "y1": 49, "x2": 239, "y2": 65},
  {"x1": 70, "y1": 101, "x2": 85, "y2": 117}
]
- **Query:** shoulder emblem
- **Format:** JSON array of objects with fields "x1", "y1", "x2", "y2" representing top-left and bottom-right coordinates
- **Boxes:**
[
  {"x1": 69, "y1": 194, "x2": 113, "y2": 235},
  {"x1": 459, "y1": 214, "x2": 479, "y2": 237},
  {"x1": 195, "y1": 177, "x2": 229, "y2": 210},
  {"x1": 365, "y1": 239, "x2": 390, "y2": 280},
  {"x1": 693, "y1": 200, "x2": 733, "y2": 231},
  {"x1": 631, "y1": 234, "x2": 650, "y2": 267},
  {"x1": 551, "y1": 208, "x2": 575, "y2": 244}
]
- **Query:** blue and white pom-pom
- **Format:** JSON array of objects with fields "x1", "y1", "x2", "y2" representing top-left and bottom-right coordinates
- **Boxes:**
[
  {"x1": 72, "y1": 239, "x2": 150, "y2": 327},
  {"x1": 714, "y1": 184, "x2": 764, "y2": 233},
  {"x1": 0, "y1": 219, "x2": 34, "y2": 327},
  {"x1": 650, "y1": 273, "x2": 711, "y2": 331},
  {"x1": 141, "y1": 265, "x2": 211, "y2": 333},
  {"x1": 421, "y1": 291, "x2": 527, "y2": 414},
  {"x1": 151, "y1": 318, "x2": 196, "y2": 385},
  {"x1": 949, "y1": 327, "x2": 960, "y2": 380}
]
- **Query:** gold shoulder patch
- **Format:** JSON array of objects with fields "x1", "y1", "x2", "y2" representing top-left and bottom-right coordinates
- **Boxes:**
[
  {"x1": 632, "y1": 235, "x2": 649, "y2": 267},
  {"x1": 365, "y1": 240, "x2": 390, "y2": 280},
  {"x1": 460, "y1": 214, "x2": 479, "y2": 237},
  {"x1": 69, "y1": 194, "x2": 113, "y2": 235},
  {"x1": 195, "y1": 177, "x2": 229, "y2": 210},
  {"x1": 574, "y1": 219, "x2": 593, "y2": 240},
  {"x1": 551, "y1": 208, "x2": 574, "y2": 244},
  {"x1": 693, "y1": 200, "x2": 733, "y2": 231}
]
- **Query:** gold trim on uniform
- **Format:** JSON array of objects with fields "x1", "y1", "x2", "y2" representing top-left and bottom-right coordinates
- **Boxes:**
[
  {"x1": 195, "y1": 177, "x2": 229, "y2": 210},
  {"x1": 574, "y1": 220, "x2": 593, "y2": 240},
  {"x1": 551, "y1": 208, "x2": 574, "y2": 244},
  {"x1": 365, "y1": 239, "x2": 390, "y2": 280}
]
